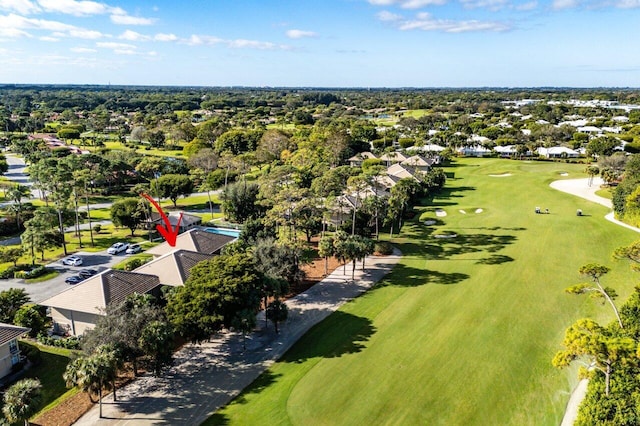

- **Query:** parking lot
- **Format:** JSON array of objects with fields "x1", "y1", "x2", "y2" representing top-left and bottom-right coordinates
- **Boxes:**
[{"x1": 0, "y1": 250, "x2": 134, "y2": 303}]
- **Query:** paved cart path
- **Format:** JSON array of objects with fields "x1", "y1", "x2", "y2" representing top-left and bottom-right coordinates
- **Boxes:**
[{"x1": 74, "y1": 250, "x2": 401, "y2": 425}]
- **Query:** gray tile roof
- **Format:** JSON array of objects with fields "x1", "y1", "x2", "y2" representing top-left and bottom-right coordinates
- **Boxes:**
[
  {"x1": 190, "y1": 230, "x2": 236, "y2": 254},
  {"x1": 134, "y1": 249, "x2": 214, "y2": 286},
  {"x1": 147, "y1": 228, "x2": 236, "y2": 257},
  {"x1": 102, "y1": 270, "x2": 161, "y2": 307},
  {"x1": 40, "y1": 270, "x2": 161, "y2": 315},
  {"x1": 0, "y1": 323, "x2": 29, "y2": 345}
]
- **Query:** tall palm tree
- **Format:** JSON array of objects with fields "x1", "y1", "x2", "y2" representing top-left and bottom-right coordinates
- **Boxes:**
[
  {"x1": 8, "y1": 184, "x2": 31, "y2": 228},
  {"x1": 2, "y1": 378, "x2": 42, "y2": 426}
]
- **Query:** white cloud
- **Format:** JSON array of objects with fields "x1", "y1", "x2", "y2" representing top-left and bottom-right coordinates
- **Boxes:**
[
  {"x1": 154, "y1": 33, "x2": 177, "y2": 42},
  {"x1": 0, "y1": 13, "x2": 77, "y2": 32},
  {"x1": 552, "y1": 0, "x2": 578, "y2": 8},
  {"x1": 401, "y1": 0, "x2": 447, "y2": 7},
  {"x1": 0, "y1": 0, "x2": 40, "y2": 14},
  {"x1": 0, "y1": 27, "x2": 30, "y2": 37},
  {"x1": 377, "y1": 10, "x2": 402, "y2": 21},
  {"x1": 37, "y1": 0, "x2": 124, "y2": 16},
  {"x1": 227, "y1": 39, "x2": 277, "y2": 49},
  {"x1": 183, "y1": 34, "x2": 291, "y2": 50},
  {"x1": 68, "y1": 28, "x2": 103, "y2": 38},
  {"x1": 97, "y1": 41, "x2": 134, "y2": 50},
  {"x1": 369, "y1": 0, "x2": 447, "y2": 7},
  {"x1": 185, "y1": 34, "x2": 223, "y2": 46},
  {"x1": 286, "y1": 29, "x2": 317, "y2": 39},
  {"x1": 398, "y1": 12, "x2": 511, "y2": 32},
  {"x1": 616, "y1": 0, "x2": 640, "y2": 7},
  {"x1": 39, "y1": 35, "x2": 57, "y2": 41},
  {"x1": 516, "y1": 0, "x2": 537, "y2": 9},
  {"x1": 460, "y1": 0, "x2": 509, "y2": 9},
  {"x1": 70, "y1": 46, "x2": 96, "y2": 53},
  {"x1": 110, "y1": 13, "x2": 155, "y2": 25},
  {"x1": 119, "y1": 29, "x2": 150, "y2": 41}
]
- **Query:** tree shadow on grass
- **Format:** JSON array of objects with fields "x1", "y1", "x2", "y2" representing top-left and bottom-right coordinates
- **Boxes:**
[
  {"x1": 396, "y1": 222, "x2": 519, "y2": 260},
  {"x1": 475, "y1": 254, "x2": 515, "y2": 265},
  {"x1": 281, "y1": 311, "x2": 376, "y2": 364},
  {"x1": 376, "y1": 262, "x2": 469, "y2": 288},
  {"x1": 430, "y1": 185, "x2": 477, "y2": 201}
]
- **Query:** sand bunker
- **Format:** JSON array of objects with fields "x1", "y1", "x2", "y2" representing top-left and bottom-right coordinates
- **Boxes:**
[
  {"x1": 424, "y1": 220, "x2": 436, "y2": 225},
  {"x1": 434, "y1": 233, "x2": 458, "y2": 239},
  {"x1": 489, "y1": 173, "x2": 512, "y2": 177},
  {"x1": 475, "y1": 208, "x2": 483, "y2": 213},
  {"x1": 560, "y1": 173, "x2": 569, "y2": 176},
  {"x1": 459, "y1": 210, "x2": 466, "y2": 214},
  {"x1": 435, "y1": 209, "x2": 447, "y2": 217}
]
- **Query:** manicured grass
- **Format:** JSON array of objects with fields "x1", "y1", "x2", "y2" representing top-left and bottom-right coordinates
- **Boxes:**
[
  {"x1": 209, "y1": 158, "x2": 640, "y2": 425},
  {"x1": 25, "y1": 270, "x2": 59, "y2": 283},
  {"x1": 595, "y1": 187, "x2": 613, "y2": 199},
  {"x1": 20, "y1": 342, "x2": 78, "y2": 416},
  {"x1": 111, "y1": 252, "x2": 154, "y2": 270},
  {"x1": 0, "y1": 227, "x2": 152, "y2": 270}
]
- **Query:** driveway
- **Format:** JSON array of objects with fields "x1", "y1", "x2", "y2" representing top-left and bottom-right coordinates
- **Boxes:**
[{"x1": 0, "y1": 250, "x2": 136, "y2": 304}]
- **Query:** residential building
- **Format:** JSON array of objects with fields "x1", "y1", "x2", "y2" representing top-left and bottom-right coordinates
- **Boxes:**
[
  {"x1": 146, "y1": 228, "x2": 236, "y2": 258},
  {"x1": 41, "y1": 270, "x2": 161, "y2": 336},
  {"x1": 0, "y1": 324, "x2": 29, "y2": 381},
  {"x1": 134, "y1": 249, "x2": 214, "y2": 287}
]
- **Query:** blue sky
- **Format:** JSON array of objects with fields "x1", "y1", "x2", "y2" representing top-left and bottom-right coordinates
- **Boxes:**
[{"x1": 0, "y1": 0, "x2": 637, "y2": 87}]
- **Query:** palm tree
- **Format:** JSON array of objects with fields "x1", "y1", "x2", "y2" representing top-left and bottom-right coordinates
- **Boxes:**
[
  {"x1": 2, "y1": 378, "x2": 42, "y2": 426},
  {"x1": 318, "y1": 235, "x2": 335, "y2": 276},
  {"x1": 64, "y1": 347, "x2": 119, "y2": 418},
  {"x1": 8, "y1": 184, "x2": 31, "y2": 228}
]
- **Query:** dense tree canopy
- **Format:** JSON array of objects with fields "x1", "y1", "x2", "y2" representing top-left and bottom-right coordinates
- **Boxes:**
[{"x1": 166, "y1": 253, "x2": 263, "y2": 343}]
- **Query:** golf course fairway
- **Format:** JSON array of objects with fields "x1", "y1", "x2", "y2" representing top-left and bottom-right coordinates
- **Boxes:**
[{"x1": 207, "y1": 158, "x2": 639, "y2": 425}]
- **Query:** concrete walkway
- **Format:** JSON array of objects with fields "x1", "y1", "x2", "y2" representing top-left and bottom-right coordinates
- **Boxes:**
[
  {"x1": 74, "y1": 250, "x2": 401, "y2": 425},
  {"x1": 551, "y1": 177, "x2": 640, "y2": 426}
]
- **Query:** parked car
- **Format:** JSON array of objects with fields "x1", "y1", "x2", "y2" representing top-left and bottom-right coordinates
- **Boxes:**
[
  {"x1": 125, "y1": 244, "x2": 142, "y2": 254},
  {"x1": 62, "y1": 255, "x2": 83, "y2": 266},
  {"x1": 107, "y1": 242, "x2": 129, "y2": 255},
  {"x1": 65, "y1": 275, "x2": 84, "y2": 284},
  {"x1": 78, "y1": 268, "x2": 98, "y2": 279}
]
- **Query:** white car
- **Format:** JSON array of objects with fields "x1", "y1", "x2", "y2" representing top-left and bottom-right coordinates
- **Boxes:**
[
  {"x1": 62, "y1": 255, "x2": 83, "y2": 266},
  {"x1": 107, "y1": 242, "x2": 129, "y2": 255},
  {"x1": 125, "y1": 244, "x2": 142, "y2": 254}
]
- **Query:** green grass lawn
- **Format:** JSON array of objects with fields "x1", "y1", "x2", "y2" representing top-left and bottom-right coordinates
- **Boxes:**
[
  {"x1": 20, "y1": 342, "x2": 78, "y2": 416},
  {"x1": 25, "y1": 270, "x2": 59, "y2": 283},
  {"x1": 209, "y1": 158, "x2": 640, "y2": 425},
  {"x1": 0, "y1": 226, "x2": 154, "y2": 273},
  {"x1": 595, "y1": 187, "x2": 613, "y2": 199}
]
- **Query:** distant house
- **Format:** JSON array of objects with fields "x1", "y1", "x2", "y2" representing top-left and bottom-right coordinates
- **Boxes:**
[
  {"x1": 149, "y1": 211, "x2": 202, "y2": 234},
  {"x1": 134, "y1": 249, "x2": 214, "y2": 287},
  {"x1": 0, "y1": 324, "x2": 29, "y2": 381},
  {"x1": 536, "y1": 146, "x2": 580, "y2": 158},
  {"x1": 379, "y1": 152, "x2": 408, "y2": 166},
  {"x1": 457, "y1": 145, "x2": 491, "y2": 157},
  {"x1": 422, "y1": 144, "x2": 446, "y2": 153},
  {"x1": 493, "y1": 145, "x2": 518, "y2": 157},
  {"x1": 348, "y1": 152, "x2": 377, "y2": 167},
  {"x1": 386, "y1": 163, "x2": 422, "y2": 182},
  {"x1": 577, "y1": 126, "x2": 602, "y2": 135},
  {"x1": 41, "y1": 270, "x2": 161, "y2": 336},
  {"x1": 373, "y1": 174, "x2": 401, "y2": 190},
  {"x1": 401, "y1": 155, "x2": 434, "y2": 172},
  {"x1": 146, "y1": 228, "x2": 236, "y2": 258}
]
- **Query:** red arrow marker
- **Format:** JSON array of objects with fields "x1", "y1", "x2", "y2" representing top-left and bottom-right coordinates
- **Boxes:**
[{"x1": 140, "y1": 193, "x2": 182, "y2": 247}]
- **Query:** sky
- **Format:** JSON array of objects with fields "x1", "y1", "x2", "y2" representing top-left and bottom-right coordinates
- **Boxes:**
[{"x1": 0, "y1": 0, "x2": 638, "y2": 87}]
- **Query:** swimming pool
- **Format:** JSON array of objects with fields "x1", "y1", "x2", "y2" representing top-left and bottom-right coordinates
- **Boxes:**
[{"x1": 203, "y1": 227, "x2": 241, "y2": 238}]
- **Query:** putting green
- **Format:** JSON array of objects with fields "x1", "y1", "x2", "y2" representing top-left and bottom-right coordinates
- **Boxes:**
[{"x1": 208, "y1": 158, "x2": 639, "y2": 425}]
